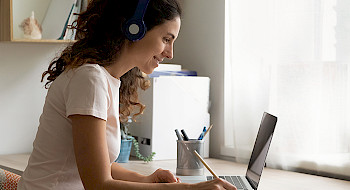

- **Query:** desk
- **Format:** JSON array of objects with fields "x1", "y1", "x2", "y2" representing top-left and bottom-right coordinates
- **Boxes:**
[{"x1": 1, "y1": 154, "x2": 349, "y2": 189}]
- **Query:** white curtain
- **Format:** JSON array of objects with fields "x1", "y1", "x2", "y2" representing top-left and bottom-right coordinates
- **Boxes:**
[{"x1": 224, "y1": 0, "x2": 350, "y2": 179}]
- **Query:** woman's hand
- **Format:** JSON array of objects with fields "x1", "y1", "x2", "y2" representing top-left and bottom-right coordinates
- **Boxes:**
[
  {"x1": 191, "y1": 178, "x2": 237, "y2": 190},
  {"x1": 145, "y1": 168, "x2": 180, "y2": 183}
]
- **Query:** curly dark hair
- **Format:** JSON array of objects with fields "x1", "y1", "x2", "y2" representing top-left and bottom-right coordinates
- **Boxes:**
[{"x1": 41, "y1": 0, "x2": 182, "y2": 122}]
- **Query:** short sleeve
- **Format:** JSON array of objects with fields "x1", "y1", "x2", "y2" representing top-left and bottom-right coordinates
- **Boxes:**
[{"x1": 65, "y1": 65, "x2": 110, "y2": 120}]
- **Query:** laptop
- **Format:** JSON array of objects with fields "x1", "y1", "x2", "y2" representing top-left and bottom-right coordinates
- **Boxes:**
[{"x1": 178, "y1": 112, "x2": 278, "y2": 190}]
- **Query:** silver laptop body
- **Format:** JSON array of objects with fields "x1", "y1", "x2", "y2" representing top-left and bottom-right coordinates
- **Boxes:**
[{"x1": 178, "y1": 112, "x2": 278, "y2": 190}]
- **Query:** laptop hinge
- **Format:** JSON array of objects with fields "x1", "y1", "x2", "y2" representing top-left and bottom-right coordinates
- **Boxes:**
[{"x1": 245, "y1": 176, "x2": 257, "y2": 190}]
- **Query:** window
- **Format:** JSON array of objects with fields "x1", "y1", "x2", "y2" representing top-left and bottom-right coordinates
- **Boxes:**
[{"x1": 224, "y1": 0, "x2": 350, "y2": 179}]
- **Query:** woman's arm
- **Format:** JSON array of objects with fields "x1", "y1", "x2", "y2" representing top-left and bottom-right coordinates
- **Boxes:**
[
  {"x1": 70, "y1": 115, "x2": 236, "y2": 190},
  {"x1": 111, "y1": 162, "x2": 149, "y2": 182},
  {"x1": 111, "y1": 163, "x2": 179, "y2": 183},
  {"x1": 70, "y1": 115, "x2": 188, "y2": 190}
]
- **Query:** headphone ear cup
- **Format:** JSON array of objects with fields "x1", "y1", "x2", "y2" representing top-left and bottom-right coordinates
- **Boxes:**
[{"x1": 124, "y1": 19, "x2": 146, "y2": 41}]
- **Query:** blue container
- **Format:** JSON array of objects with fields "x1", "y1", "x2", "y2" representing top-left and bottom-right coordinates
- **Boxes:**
[{"x1": 116, "y1": 139, "x2": 132, "y2": 163}]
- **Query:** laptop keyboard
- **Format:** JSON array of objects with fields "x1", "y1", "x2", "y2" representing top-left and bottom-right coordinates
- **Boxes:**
[{"x1": 206, "y1": 176, "x2": 249, "y2": 190}]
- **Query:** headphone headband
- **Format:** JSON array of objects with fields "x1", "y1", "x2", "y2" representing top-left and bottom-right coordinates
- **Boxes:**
[{"x1": 124, "y1": 0, "x2": 150, "y2": 41}]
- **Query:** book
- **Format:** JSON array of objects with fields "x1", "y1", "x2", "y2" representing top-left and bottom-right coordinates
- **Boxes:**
[
  {"x1": 41, "y1": 0, "x2": 76, "y2": 40},
  {"x1": 64, "y1": 0, "x2": 81, "y2": 40},
  {"x1": 58, "y1": 4, "x2": 75, "y2": 40},
  {"x1": 148, "y1": 70, "x2": 197, "y2": 78},
  {"x1": 154, "y1": 63, "x2": 182, "y2": 72}
]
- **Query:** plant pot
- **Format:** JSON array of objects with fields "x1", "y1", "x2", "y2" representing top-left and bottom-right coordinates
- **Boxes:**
[{"x1": 116, "y1": 139, "x2": 132, "y2": 163}]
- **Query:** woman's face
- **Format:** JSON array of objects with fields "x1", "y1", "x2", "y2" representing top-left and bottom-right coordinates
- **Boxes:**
[{"x1": 128, "y1": 17, "x2": 181, "y2": 74}]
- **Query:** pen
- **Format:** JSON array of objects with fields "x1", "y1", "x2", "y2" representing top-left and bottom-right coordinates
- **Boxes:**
[
  {"x1": 203, "y1": 124, "x2": 213, "y2": 139},
  {"x1": 198, "y1": 126, "x2": 207, "y2": 140},
  {"x1": 175, "y1": 129, "x2": 184, "y2": 141},
  {"x1": 181, "y1": 129, "x2": 189, "y2": 141},
  {"x1": 193, "y1": 150, "x2": 219, "y2": 179}
]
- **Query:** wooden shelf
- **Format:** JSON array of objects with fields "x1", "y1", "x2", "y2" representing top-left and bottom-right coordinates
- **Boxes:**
[
  {"x1": 0, "y1": 0, "x2": 12, "y2": 41},
  {"x1": 10, "y1": 39, "x2": 75, "y2": 43},
  {"x1": 0, "y1": 0, "x2": 74, "y2": 43}
]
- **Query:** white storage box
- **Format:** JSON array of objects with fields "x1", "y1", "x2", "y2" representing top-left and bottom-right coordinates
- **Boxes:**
[{"x1": 129, "y1": 76, "x2": 210, "y2": 160}]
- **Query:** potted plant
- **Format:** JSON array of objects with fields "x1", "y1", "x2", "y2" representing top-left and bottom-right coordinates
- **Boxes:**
[
  {"x1": 115, "y1": 117, "x2": 133, "y2": 163},
  {"x1": 116, "y1": 117, "x2": 156, "y2": 163}
]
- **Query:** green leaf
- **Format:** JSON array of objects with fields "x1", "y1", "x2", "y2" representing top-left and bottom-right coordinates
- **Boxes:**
[{"x1": 132, "y1": 138, "x2": 156, "y2": 162}]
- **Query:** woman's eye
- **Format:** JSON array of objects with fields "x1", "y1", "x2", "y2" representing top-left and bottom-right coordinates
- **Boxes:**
[{"x1": 163, "y1": 38, "x2": 170, "y2": 43}]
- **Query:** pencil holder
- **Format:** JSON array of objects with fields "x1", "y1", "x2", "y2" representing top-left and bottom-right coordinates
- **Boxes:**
[{"x1": 176, "y1": 139, "x2": 204, "y2": 176}]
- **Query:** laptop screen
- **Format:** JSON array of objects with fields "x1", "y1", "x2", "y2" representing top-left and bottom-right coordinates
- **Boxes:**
[{"x1": 245, "y1": 112, "x2": 277, "y2": 189}]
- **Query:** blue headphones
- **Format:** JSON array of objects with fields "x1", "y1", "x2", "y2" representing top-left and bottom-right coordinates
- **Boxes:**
[{"x1": 124, "y1": 0, "x2": 150, "y2": 41}]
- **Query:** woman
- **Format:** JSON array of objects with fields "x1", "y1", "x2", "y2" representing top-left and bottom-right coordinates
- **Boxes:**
[{"x1": 18, "y1": 0, "x2": 236, "y2": 189}]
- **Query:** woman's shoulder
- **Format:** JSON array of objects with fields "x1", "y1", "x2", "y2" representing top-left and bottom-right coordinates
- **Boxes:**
[
  {"x1": 69, "y1": 63, "x2": 107, "y2": 79},
  {"x1": 65, "y1": 63, "x2": 120, "y2": 89},
  {"x1": 55, "y1": 64, "x2": 109, "y2": 91},
  {"x1": 78, "y1": 64, "x2": 121, "y2": 87},
  {"x1": 75, "y1": 63, "x2": 104, "y2": 74}
]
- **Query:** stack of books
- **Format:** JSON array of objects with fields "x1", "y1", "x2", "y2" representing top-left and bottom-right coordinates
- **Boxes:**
[{"x1": 149, "y1": 64, "x2": 197, "y2": 78}]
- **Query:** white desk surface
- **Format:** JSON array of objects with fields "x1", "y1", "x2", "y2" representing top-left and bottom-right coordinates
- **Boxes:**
[{"x1": 0, "y1": 153, "x2": 349, "y2": 190}]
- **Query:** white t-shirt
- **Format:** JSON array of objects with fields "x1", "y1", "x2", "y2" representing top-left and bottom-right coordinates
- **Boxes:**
[{"x1": 18, "y1": 64, "x2": 121, "y2": 190}]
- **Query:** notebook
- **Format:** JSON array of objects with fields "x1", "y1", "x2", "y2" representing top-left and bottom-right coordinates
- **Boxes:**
[{"x1": 178, "y1": 112, "x2": 278, "y2": 190}]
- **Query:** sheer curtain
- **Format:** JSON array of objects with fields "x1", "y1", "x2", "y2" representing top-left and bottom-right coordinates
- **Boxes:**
[{"x1": 224, "y1": 0, "x2": 350, "y2": 179}]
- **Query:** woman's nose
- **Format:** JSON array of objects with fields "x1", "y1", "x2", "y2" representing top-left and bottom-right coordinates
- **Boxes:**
[{"x1": 163, "y1": 45, "x2": 173, "y2": 59}]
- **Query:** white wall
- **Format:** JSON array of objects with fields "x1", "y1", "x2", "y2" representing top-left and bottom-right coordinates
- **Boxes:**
[
  {"x1": 169, "y1": 0, "x2": 225, "y2": 158},
  {"x1": 0, "y1": 42, "x2": 65, "y2": 154},
  {"x1": 0, "y1": 1, "x2": 226, "y2": 158}
]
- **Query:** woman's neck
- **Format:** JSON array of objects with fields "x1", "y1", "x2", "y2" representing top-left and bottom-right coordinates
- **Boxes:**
[{"x1": 103, "y1": 44, "x2": 137, "y2": 79}]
